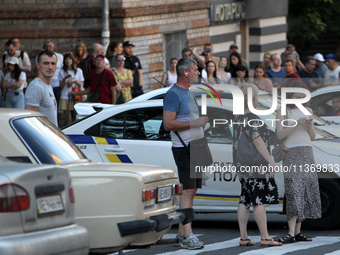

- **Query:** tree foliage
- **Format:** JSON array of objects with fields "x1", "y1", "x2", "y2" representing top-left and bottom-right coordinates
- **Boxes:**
[
  {"x1": 288, "y1": 0, "x2": 340, "y2": 54},
  {"x1": 288, "y1": 0, "x2": 334, "y2": 41}
]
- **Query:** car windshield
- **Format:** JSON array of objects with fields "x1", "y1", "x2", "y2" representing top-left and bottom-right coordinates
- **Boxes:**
[{"x1": 12, "y1": 116, "x2": 87, "y2": 164}]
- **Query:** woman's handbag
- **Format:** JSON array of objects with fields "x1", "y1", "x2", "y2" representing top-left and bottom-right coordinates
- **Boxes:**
[
  {"x1": 116, "y1": 91, "x2": 125, "y2": 104},
  {"x1": 271, "y1": 114, "x2": 288, "y2": 163},
  {"x1": 272, "y1": 142, "x2": 287, "y2": 163},
  {"x1": 235, "y1": 127, "x2": 267, "y2": 166},
  {"x1": 72, "y1": 85, "x2": 82, "y2": 101},
  {"x1": 175, "y1": 132, "x2": 213, "y2": 167}
]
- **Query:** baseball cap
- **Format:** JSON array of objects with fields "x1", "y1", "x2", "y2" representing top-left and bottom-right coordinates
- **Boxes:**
[
  {"x1": 229, "y1": 44, "x2": 238, "y2": 50},
  {"x1": 123, "y1": 41, "x2": 135, "y2": 47},
  {"x1": 313, "y1": 53, "x2": 325, "y2": 62},
  {"x1": 94, "y1": 53, "x2": 105, "y2": 59},
  {"x1": 325, "y1": 53, "x2": 337, "y2": 61},
  {"x1": 7, "y1": 57, "x2": 19, "y2": 65}
]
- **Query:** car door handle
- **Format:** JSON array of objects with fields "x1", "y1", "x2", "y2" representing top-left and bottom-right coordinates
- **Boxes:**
[{"x1": 104, "y1": 146, "x2": 126, "y2": 152}]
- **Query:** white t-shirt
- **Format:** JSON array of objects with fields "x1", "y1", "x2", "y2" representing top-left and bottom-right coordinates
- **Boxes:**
[
  {"x1": 58, "y1": 68, "x2": 84, "y2": 100},
  {"x1": 324, "y1": 66, "x2": 340, "y2": 86},
  {"x1": 3, "y1": 50, "x2": 31, "y2": 69},
  {"x1": 4, "y1": 71, "x2": 27, "y2": 91},
  {"x1": 167, "y1": 71, "x2": 177, "y2": 87},
  {"x1": 25, "y1": 78, "x2": 58, "y2": 126},
  {"x1": 51, "y1": 52, "x2": 64, "y2": 88},
  {"x1": 285, "y1": 108, "x2": 313, "y2": 148}
]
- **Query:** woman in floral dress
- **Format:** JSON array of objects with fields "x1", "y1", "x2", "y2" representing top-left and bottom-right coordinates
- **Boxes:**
[
  {"x1": 233, "y1": 83, "x2": 281, "y2": 247},
  {"x1": 111, "y1": 54, "x2": 133, "y2": 103}
]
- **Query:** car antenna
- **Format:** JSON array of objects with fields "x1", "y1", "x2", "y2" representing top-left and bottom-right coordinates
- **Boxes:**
[{"x1": 153, "y1": 77, "x2": 168, "y2": 87}]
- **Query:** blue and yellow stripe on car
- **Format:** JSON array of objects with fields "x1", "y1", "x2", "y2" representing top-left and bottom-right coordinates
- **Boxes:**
[
  {"x1": 67, "y1": 134, "x2": 132, "y2": 163},
  {"x1": 68, "y1": 134, "x2": 96, "y2": 144},
  {"x1": 105, "y1": 154, "x2": 133, "y2": 163},
  {"x1": 94, "y1": 137, "x2": 118, "y2": 145}
]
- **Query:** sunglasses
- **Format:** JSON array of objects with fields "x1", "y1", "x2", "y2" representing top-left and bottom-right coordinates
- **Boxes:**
[{"x1": 116, "y1": 58, "x2": 125, "y2": 61}]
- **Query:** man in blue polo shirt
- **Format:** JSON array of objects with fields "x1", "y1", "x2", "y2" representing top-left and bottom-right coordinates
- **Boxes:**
[{"x1": 163, "y1": 58, "x2": 208, "y2": 250}]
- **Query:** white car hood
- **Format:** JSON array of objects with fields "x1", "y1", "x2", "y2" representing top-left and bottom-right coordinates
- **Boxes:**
[{"x1": 312, "y1": 138, "x2": 340, "y2": 157}]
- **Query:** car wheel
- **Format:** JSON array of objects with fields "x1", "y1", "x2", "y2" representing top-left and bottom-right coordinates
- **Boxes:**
[{"x1": 303, "y1": 179, "x2": 340, "y2": 230}]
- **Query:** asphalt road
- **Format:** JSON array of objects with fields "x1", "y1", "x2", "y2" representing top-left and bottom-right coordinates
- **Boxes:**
[{"x1": 112, "y1": 213, "x2": 340, "y2": 255}]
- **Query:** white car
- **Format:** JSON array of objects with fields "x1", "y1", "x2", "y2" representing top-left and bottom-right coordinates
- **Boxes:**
[
  {"x1": 74, "y1": 84, "x2": 340, "y2": 138},
  {"x1": 310, "y1": 85, "x2": 340, "y2": 124},
  {"x1": 0, "y1": 156, "x2": 89, "y2": 255},
  {"x1": 64, "y1": 95, "x2": 340, "y2": 230},
  {"x1": 0, "y1": 109, "x2": 189, "y2": 254}
]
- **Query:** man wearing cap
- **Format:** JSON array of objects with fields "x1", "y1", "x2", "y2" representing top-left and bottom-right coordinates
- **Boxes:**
[
  {"x1": 3, "y1": 56, "x2": 27, "y2": 109},
  {"x1": 324, "y1": 53, "x2": 340, "y2": 86},
  {"x1": 123, "y1": 41, "x2": 143, "y2": 98},
  {"x1": 314, "y1": 53, "x2": 328, "y2": 79},
  {"x1": 73, "y1": 53, "x2": 117, "y2": 104},
  {"x1": 77, "y1": 43, "x2": 104, "y2": 84},
  {"x1": 228, "y1": 44, "x2": 249, "y2": 70},
  {"x1": 25, "y1": 50, "x2": 58, "y2": 126}
]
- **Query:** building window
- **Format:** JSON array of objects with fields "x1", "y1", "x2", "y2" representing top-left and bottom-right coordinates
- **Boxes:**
[{"x1": 163, "y1": 32, "x2": 186, "y2": 71}]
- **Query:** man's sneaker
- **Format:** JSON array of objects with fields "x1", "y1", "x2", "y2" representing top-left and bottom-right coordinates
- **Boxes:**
[{"x1": 179, "y1": 234, "x2": 204, "y2": 250}]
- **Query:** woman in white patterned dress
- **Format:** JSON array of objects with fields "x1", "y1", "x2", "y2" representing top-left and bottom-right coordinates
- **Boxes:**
[{"x1": 276, "y1": 81, "x2": 321, "y2": 243}]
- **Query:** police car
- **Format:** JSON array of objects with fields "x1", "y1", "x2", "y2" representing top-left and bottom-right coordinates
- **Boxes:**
[
  {"x1": 74, "y1": 85, "x2": 340, "y2": 137},
  {"x1": 63, "y1": 87, "x2": 340, "y2": 230}
]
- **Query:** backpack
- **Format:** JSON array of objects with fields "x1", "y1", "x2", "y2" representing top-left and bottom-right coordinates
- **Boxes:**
[
  {"x1": 77, "y1": 55, "x2": 91, "y2": 81},
  {"x1": 2, "y1": 50, "x2": 24, "y2": 65}
]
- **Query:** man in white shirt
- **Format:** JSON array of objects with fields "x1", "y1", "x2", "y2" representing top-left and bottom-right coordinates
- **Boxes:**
[
  {"x1": 324, "y1": 53, "x2": 340, "y2": 86},
  {"x1": 26, "y1": 51, "x2": 58, "y2": 126},
  {"x1": 0, "y1": 39, "x2": 31, "y2": 73},
  {"x1": 41, "y1": 39, "x2": 64, "y2": 106}
]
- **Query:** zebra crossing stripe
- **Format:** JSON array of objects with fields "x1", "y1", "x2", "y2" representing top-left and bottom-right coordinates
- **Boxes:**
[
  {"x1": 238, "y1": 236, "x2": 340, "y2": 255},
  {"x1": 110, "y1": 235, "x2": 340, "y2": 255},
  {"x1": 324, "y1": 251, "x2": 340, "y2": 255}
]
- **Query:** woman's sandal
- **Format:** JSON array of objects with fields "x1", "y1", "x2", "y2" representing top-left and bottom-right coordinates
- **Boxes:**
[
  {"x1": 239, "y1": 238, "x2": 256, "y2": 246},
  {"x1": 260, "y1": 238, "x2": 282, "y2": 247},
  {"x1": 295, "y1": 233, "x2": 312, "y2": 242},
  {"x1": 278, "y1": 234, "x2": 296, "y2": 244}
]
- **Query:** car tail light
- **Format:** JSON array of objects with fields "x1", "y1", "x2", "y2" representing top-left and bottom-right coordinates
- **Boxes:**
[
  {"x1": 0, "y1": 184, "x2": 30, "y2": 212},
  {"x1": 68, "y1": 179, "x2": 75, "y2": 203},
  {"x1": 173, "y1": 183, "x2": 181, "y2": 195},
  {"x1": 142, "y1": 189, "x2": 156, "y2": 201}
]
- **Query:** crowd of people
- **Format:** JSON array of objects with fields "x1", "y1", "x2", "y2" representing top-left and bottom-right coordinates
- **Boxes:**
[
  {"x1": 0, "y1": 37, "x2": 337, "y2": 250},
  {"x1": 0, "y1": 38, "x2": 145, "y2": 126},
  {"x1": 1, "y1": 38, "x2": 338, "y2": 118}
]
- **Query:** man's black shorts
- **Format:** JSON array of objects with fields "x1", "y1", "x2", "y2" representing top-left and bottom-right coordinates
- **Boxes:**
[{"x1": 172, "y1": 146, "x2": 202, "y2": 190}]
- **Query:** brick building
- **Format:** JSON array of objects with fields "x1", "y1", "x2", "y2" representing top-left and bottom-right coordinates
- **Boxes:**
[{"x1": 0, "y1": 0, "x2": 287, "y2": 91}]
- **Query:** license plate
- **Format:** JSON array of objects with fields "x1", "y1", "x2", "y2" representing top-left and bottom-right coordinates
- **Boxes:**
[
  {"x1": 157, "y1": 185, "x2": 172, "y2": 203},
  {"x1": 37, "y1": 195, "x2": 64, "y2": 215}
]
